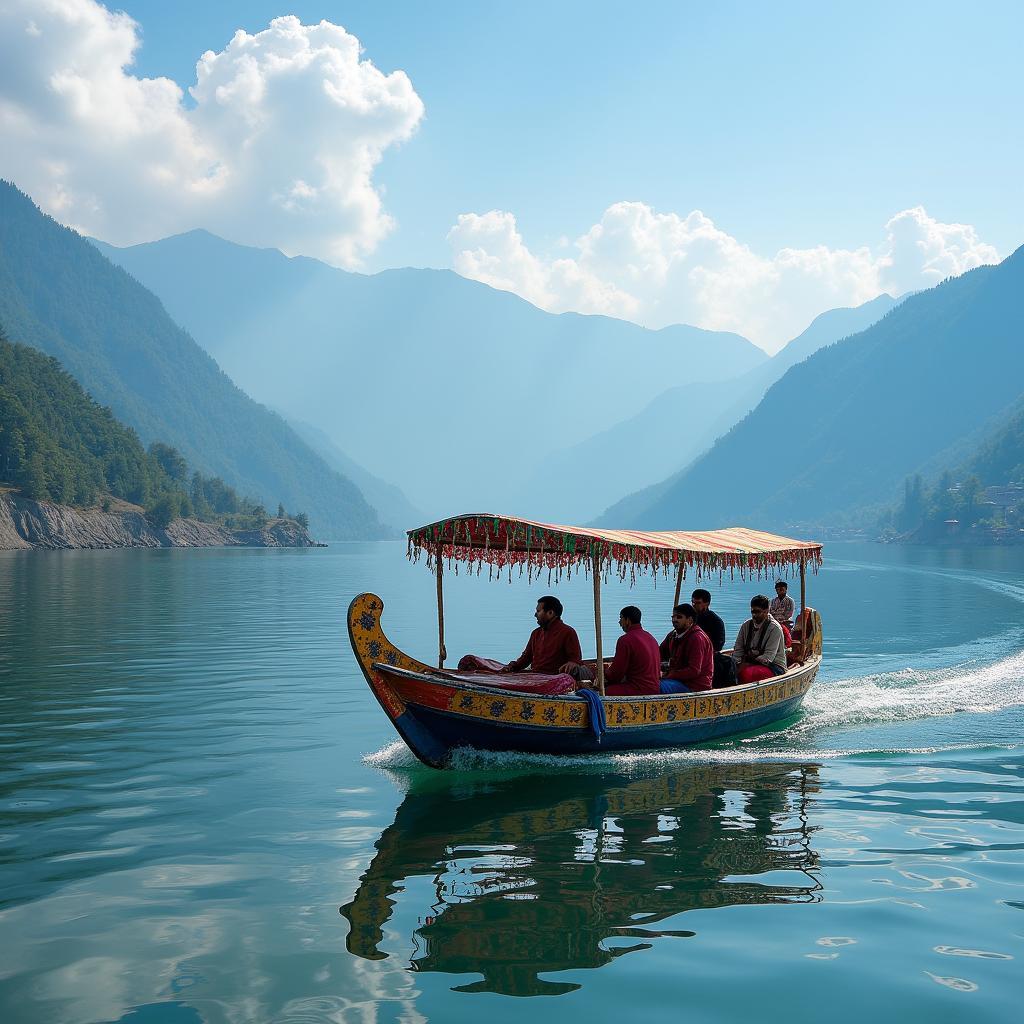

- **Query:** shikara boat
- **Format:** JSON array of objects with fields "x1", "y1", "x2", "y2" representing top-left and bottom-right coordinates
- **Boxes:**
[{"x1": 349, "y1": 514, "x2": 823, "y2": 768}]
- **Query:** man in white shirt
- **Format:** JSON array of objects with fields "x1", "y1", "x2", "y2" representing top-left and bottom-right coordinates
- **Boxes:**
[
  {"x1": 769, "y1": 580, "x2": 795, "y2": 627},
  {"x1": 733, "y1": 595, "x2": 788, "y2": 685}
]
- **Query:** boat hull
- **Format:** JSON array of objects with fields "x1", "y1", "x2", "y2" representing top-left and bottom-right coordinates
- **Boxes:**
[{"x1": 348, "y1": 593, "x2": 820, "y2": 769}]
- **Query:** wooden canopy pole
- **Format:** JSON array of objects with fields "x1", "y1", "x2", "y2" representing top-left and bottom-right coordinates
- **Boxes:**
[
  {"x1": 799, "y1": 557, "x2": 807, "y2": 625},
  {"x1": 435, "y1": 540, "x2": 447, "y2": 669},
  {"x1": 672, "y1": 561, "x2": 685, "y2": 613},
  {"x1": 592, "y1": 550, "x2": 606, "y2": 696}
]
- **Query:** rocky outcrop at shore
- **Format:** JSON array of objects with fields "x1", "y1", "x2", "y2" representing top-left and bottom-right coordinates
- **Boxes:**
[{"x1": 0, "y1": 494, "x2": 319, "y2": 551}]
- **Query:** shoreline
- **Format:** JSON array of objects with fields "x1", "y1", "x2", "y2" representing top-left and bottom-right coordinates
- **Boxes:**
[{"x1": 0, "y1": 494, "x2": 319, "y2": 551}]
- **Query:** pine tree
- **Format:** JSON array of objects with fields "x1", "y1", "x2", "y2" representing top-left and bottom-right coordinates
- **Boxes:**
[{"x1": 24, "y1": 452, "x2": 49, "y2": 500}]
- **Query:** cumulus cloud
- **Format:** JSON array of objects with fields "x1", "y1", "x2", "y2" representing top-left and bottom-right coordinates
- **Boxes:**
[
  {"x1": 0, "y1": 0, "x2": 424, "y2": 266},
  {"x1": 448, "y1": 211, "x2": 638, "y2": 318},
  {"x1": 448, "y1": 203, "x2": 1000, "y2": 350}
]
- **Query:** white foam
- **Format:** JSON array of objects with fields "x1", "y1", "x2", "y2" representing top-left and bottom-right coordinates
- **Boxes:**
[
  {"x1": 361, "y1": 737, "x2": 1013, "y2": 777},
  {"x1": 805, "y1": 650, "x2": 1024, "y2": 730},
  {"x1": 363, "y1": 741, "x2": 419, "y2": 769}
]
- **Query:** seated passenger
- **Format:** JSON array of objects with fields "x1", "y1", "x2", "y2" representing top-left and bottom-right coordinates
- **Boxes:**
[
  {"x1": 659, "y1": 603, "x2": 714, "y2": 693},
  {"x1": 458, "y1": 596, "x2": 584, "y2": 676},
  {"x1": 733, "y1": 595, "x2": 788, "y2": 685},
  {"x1": 770, "y1": 580, "x2": 795, "y2": 628},
  {"x1": 597, "y1": 606, "x2": 661, "y2": 696},
  {"x1": 692, "y1": 587, "x2": 736, "y2": 686},
  {"x1": 690, "y1": 588, "x2": 726, "y2": 653}
]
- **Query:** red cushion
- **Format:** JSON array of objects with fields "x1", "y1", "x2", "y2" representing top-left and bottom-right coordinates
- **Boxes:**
[{"x1": 452, "y1": 671, "x2": 578, "y2": 695}]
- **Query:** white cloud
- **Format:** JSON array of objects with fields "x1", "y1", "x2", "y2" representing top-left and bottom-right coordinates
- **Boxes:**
[
  {"x1": 877, "y1": 206, "x2": 999, "y2": 295},
  {"x1": 447, "y1": 203, "x2": 1000, "y2": 350},
  {"x1": 0, "y1": 0, "x2": 424, "y2": 266},
  {"x1": 447, "y1": 211, "x2": 638, "y2": 318}
]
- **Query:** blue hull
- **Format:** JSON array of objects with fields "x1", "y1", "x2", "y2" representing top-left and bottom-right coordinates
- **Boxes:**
[{"x1": 394, "y1": 691, "x2": 807, "y2": 763}]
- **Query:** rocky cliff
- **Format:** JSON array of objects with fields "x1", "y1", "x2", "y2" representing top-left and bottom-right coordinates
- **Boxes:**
[{"x1": 0, "y1": 494, "x2": 318, "y2": 550}]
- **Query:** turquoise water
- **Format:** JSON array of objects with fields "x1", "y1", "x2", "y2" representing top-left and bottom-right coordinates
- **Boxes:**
[{"x1": 1, "y1": 542, "x2": 1022, "y2": 1022}]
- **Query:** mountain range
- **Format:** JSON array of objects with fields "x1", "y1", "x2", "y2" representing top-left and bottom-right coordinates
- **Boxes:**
[
  {"x1": 605, "y1": 245, "x2": 1022, "y2": 531},
  {"x1": 6, "y1": 176, "x2": 1018, "y2": 543},
  {"x1": 93, "y1": 230, "x2": 767, "y2": 518}
]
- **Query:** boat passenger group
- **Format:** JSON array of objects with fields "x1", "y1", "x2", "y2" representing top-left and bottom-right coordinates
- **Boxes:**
[{"x1": 458, "y1": 581, "x2": 799, "y2": 696}]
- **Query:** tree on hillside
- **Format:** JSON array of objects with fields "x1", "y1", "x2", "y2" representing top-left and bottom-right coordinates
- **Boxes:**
[
  {"x1": 24, "y1": 452, "x2": 49, "y2": 500},
  {"x1": 149, "y1": 442, "x2": 189, "y2": 484},
  {"x1": 190, "y1": 472, "x2": 211, "y2": 516},
  {"x1": 897, "y1": 474, "x2": 925, "y2": 531},
  {"x1": 146, "y1": 493, "x2": 179, "y2": 530}
]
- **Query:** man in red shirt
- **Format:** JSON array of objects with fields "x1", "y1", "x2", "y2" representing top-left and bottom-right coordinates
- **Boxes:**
[
  {"x1": 659, "y1": 603, "x2": 714, "y2": 693},
  {"x1": 500, "y1": 596, "x2": 584, "y2": 675},
  {"x1": 599, "y1": 606, "x2": 661, "y2": 696}
]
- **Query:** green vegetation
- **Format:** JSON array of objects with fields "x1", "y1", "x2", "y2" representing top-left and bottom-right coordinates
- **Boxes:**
[{"x1": 0, "y1": 326, "x2": 308, "y2": 531}]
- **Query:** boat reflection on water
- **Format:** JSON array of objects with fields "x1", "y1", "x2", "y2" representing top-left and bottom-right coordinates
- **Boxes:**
[{"x1": 341, "y1": 762, "x2": 821, "y2": 996}]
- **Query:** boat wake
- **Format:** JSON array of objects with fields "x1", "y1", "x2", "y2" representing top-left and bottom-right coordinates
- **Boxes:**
[{"x1": 804, "y1": 648, "x2": 1024, "y2": 730}]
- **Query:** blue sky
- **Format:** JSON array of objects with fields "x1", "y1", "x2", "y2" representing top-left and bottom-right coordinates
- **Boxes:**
[
  {"x1": 114, "y1": 0, "x2": 1024, "y2": 266},
  {"x1": 1, "y1": 0, "x2": 1020, "y2": 347}
]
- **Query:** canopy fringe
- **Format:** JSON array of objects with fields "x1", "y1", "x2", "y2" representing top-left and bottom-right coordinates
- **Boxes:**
[{"x1": 410, "y1": 515, "x2": 823, "y2": 583}]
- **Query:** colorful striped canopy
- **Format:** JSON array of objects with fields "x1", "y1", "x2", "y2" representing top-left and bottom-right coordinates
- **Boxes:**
[{"x1": 408, "y1": 514, "x2": 823, "y2": 582}]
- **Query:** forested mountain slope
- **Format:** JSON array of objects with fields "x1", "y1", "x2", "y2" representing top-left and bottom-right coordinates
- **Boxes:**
[
  {"x1": 604, "y1": 247, "x2": 1021, "y2": 531},
  {"x1": 94, "y1": 230, "x2": 767, "y2": 517},
  {"x1": 0, "y1": 328, "x2": 262, "y2": 527},
  {"x1": 0, "y1": 181, "x2": 385, "y2": 538},
  {"x1": 0, "y1": 330, "x2": 177, "y2": 507}
]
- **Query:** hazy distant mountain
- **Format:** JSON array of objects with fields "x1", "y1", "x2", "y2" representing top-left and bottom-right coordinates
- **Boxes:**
[
  {"x1": 286, "y1": 416, "x2": 424, "y2": 531},
  {"x1": 0, "y1": 181, "x2": 386, "y2": 538},
  {"x1": 93, "y1": 230, "x2": 766, "y2": 517},
  {"x1": 602, "y1": 247, "x2": 1019, "y2": 531},
  {"x1": 526, "y1": 294, "x2": 897, "y2": 522}
]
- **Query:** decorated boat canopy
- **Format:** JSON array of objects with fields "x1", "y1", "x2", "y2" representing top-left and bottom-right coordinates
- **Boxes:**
[{"x1": 408, "y1": 514, "x2": 823, "y2": 583}]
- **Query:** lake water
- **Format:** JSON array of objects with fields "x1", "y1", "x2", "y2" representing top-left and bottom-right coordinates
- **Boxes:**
[{"x1": 1, "y1": 541, "x2": 1022, "y2": 1022}]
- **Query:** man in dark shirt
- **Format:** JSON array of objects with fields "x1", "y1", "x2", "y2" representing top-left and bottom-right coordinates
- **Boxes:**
[
  {"x1": 691, "y1": 589, "x2": 726, "y2": 652},
  {"x1": 600, "y1": 606, "x2": 661, "y2": 696},
  {"x1": 501, "y1": 595, "x2": 583, "y2": 675}
]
